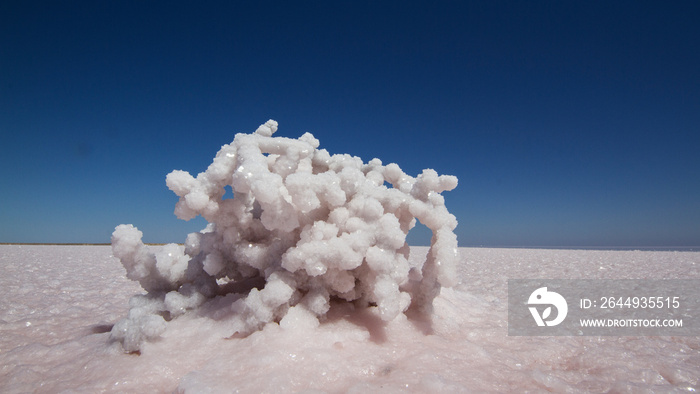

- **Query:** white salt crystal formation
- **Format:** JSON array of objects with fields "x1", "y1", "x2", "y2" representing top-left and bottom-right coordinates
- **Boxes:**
[{"x1": 111, "y1": 120, "x2": 458, "y2": 352}]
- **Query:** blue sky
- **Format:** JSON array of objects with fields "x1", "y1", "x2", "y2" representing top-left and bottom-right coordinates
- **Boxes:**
[{"x1": 1, "y1": 1, "x2": 699, "y2": 247}]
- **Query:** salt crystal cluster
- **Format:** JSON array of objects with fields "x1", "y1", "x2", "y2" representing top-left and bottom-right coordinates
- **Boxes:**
[{"x1": 110, "y1": 120, "x2": 458, "y2": 352}]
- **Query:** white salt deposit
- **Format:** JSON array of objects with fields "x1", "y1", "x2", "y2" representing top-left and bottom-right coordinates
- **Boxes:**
[
  {"x1": 1, "y1": 245, "x2": 699, "y2": 392},
  {"x1": 110, "y1": 120, "x2": 459, "y2": 352}
]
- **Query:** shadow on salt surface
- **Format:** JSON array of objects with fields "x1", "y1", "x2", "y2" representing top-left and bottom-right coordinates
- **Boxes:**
[
  {"x1": 167, "y1": 283, "x2": 502, "y2": 393},
  {"x1": 324, "y1": 302, "x2": 391, "y2": 344},
  {"x1": 88, "y1": 323, "x2": 115, "y2": 335}
]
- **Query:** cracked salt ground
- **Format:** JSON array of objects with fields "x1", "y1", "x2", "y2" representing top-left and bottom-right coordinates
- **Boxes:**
[{"x1": 1, "y1": 244, "x2": 699, "y2": 392}]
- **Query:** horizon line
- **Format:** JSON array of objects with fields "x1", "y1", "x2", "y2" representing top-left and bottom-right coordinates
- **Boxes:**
[{"x1": 1, "y1": 242, "x2": 698, "y2": 251}]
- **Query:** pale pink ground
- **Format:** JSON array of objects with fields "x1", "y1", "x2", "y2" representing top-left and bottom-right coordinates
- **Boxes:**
[{"x1": 1, "y1": 245, "x2": 698, "y2": 392}]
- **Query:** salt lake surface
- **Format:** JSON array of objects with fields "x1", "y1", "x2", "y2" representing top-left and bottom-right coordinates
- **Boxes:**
[{"x1": 1, "y1": 245, "x2": 698, "y2": 392}]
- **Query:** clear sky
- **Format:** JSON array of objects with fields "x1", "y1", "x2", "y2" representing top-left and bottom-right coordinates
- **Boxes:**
[{"x1": 1, "y1": 1, "x2": 699, "y2": 247}]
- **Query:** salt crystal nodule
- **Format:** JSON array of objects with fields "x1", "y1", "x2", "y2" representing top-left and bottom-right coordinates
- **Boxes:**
[{"x1": 110, "y1": 120, "x2": 458, "y2": 352}]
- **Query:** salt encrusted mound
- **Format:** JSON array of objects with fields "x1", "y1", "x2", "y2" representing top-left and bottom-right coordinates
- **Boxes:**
[{"x1": 110, "y1": 120, "x2": 458, "y2": 352}]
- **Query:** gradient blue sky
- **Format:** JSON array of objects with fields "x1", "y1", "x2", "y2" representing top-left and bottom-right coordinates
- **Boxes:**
[{"x1": 2, "y1": 1, "x2": 699, "y2": 247}]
